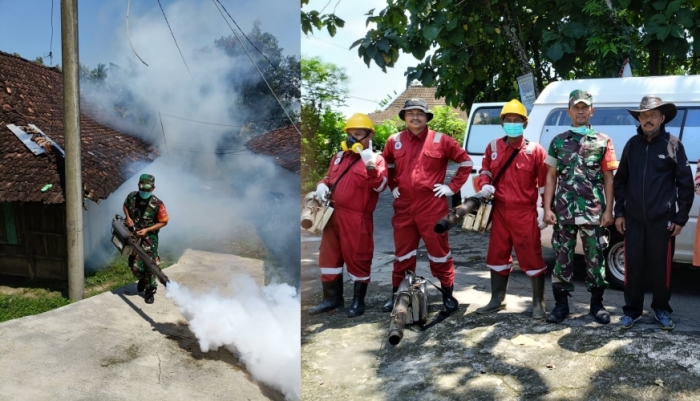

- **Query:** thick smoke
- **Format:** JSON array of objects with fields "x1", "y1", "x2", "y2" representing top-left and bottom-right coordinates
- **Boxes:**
[
  {"x1": 165, "y1": 278, "x2": 301, "y2": 400},
  {"x1": 78, "y1": 1, "x2": 301, "y2": 397},
  {"x1": 81, "y1": 0, "x2": 300, "y2": 288}
]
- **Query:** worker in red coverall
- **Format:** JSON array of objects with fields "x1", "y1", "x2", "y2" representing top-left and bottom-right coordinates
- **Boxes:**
[
  {"x1": 381, "y1": 98, "x2": 473, "y2": 314},
  {"x1": 308, "y1": 113, "x2": 388, "y2": 318},
  {"x1": 473, "y1": 99, "x2": 550, "y2": 319}
]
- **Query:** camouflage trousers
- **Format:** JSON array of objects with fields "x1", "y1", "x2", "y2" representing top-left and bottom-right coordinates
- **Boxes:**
[
  {"x1": 551, "y1": 224, "x2": 609, "y2": 292},
  {"x1": 128, "y1": 233, "x2": 160, "y2": 291}
]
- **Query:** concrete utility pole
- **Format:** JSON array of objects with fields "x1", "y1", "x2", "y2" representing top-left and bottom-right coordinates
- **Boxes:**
[{"x1": 61, "y1": 0, "x2": 84, "y2": 301}]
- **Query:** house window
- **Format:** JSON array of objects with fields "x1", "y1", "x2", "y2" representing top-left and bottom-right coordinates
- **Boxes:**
[{"x1": 1, "y1": 203, "x2": 19, "y2": 245}]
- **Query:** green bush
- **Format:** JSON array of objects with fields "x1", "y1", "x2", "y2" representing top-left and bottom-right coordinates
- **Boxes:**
[
  {"x1": 373, "y1": 116, "x2": 403, "y2": 151},
  {"x1": 428, "y1": 106, "x2": 467, "y2": 146}
]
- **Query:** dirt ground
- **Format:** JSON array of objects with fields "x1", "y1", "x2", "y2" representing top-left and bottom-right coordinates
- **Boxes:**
[{"x1": 301, "y1": 170, "x2": 700, "y2": 400}]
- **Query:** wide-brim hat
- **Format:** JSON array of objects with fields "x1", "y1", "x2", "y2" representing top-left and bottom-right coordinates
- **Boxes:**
[
  {"x1": 627, "y1": 96, "x2": 677, "y2": 123},
  {"x1": 398, "y1": 98, "x2": 434, "y2": 122}
]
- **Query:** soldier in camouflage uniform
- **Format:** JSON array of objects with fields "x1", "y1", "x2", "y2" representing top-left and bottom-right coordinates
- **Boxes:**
[
  {"x1": 543, "y1": 90, "x2": 618, "y2": 325},
  {"x1": 123, "y1": 174, "x2": 169, "y2": 304}
]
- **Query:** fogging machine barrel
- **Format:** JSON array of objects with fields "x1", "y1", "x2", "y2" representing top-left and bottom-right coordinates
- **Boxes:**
[
  {"x1": 388, "y1": 292, "x2": 411, "y2": 346},
  {"x1": 111, "y1": 215, "x2": 170, "y2": 286},
  {"x1": 434, "y1": 197, "x2": 482, "y2": 233}
]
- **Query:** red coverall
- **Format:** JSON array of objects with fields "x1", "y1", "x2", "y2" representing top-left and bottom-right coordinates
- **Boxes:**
[
  {"x1": 383, "y1": 128, "x2": 472, "y2": 288},
  {"x1": 318, "y1": 150, "x2": 388, "y2": 283},
  {"x1": 478, "y1": 137, "x2": 548, "y2": 277}
]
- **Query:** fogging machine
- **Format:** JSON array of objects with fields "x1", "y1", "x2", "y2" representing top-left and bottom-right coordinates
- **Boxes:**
[
  {"x1": 434, "y1": 193, "x2": 492, "y2": 234},
  {"x1": 388, "y1": 271, "x2": 428, "y2": 346},
  {"x1": 111, "y1": 214, "x2": 170, "y2": 286}
]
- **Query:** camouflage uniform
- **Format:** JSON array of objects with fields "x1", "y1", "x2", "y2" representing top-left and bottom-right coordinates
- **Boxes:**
[
  {"x1": 124, "y1": 191, "x2": 169, "y2": 292},
  {"x1": 546, "y1": 126, "x2": 618, "y2": 292}
]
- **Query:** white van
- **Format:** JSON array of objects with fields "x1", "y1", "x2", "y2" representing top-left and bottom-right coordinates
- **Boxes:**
[{"x1": 459, "y1": 76, "x2": 700, "y2": 288}]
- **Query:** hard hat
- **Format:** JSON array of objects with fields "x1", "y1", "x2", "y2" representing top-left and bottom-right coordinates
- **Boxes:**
[
  {"x1": 500, "y1": 99, "x2": 528, "y2": 121},
  {"x1": 343, "y1": 113, "x2": 375, "y2": 133}
]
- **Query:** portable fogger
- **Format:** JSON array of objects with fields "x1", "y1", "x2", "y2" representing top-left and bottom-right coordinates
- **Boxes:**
[
  {"x1": 300, "y1": 191, "x2": 333, "y2": 235},
  {"x1": 110, "y1": 215, "x2": 170, "y2": 286},
  {"x1": 434, "y1": 192, "x2": 493, "y2": 234}
]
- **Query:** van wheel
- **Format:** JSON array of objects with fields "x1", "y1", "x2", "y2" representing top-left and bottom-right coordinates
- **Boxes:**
[{"x1": 605, "y1": 235, "x2": 625, "y2": 290}]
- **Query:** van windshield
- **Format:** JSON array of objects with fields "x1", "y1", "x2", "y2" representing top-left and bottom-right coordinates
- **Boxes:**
[
  {"x1": 465, "y1": 106, "x2": 504, "y2": 155},
  {"x1": 540, "y1": 107, "x2": 685, "y2": 160}
]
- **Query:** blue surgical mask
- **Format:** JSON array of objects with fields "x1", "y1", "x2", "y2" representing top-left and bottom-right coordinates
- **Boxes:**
[
  {"x1": 503, "y1": 123, "x2": 524, "y2": 137},
  {"x1": 139, "y1": 191, "x2": 152, "y2": 199},
  {"x1": 570, "y1": 125, "x2": 589, "y2": 135}
]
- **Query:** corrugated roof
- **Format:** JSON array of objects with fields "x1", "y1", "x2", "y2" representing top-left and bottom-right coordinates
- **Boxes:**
[
  {"x1": 367, "y1": 84, "x2": 468, "y2": 124},
  {"x1": 0, "y1": 51, "x2": 157, "y2": 204},
  {"x1": 245, "y1": 123, "x2": 300, "y2": 174}
]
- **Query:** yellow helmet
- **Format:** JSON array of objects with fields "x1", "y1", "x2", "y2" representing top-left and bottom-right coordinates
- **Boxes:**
[
  {"x1": 342, "y1": 113, "x2": 375, "y2": 133},
  {"x1": 500, "y1": 99, "x2": 528, "y2": 121}
]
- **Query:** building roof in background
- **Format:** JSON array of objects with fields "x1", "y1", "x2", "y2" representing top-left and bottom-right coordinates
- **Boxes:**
[
  {"x1": 245, "y1": 123, "x2": 300, "y2": 174},
  {"x1": 0, "y1": 51, "x2": 157, "y2": 204},
  {"x1": 367, "y1": 82, "x2": 468, "y2": 124}
]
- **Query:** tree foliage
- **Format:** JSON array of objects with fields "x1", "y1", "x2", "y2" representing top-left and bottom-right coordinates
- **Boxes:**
[
  {"x1": 344, "y1": 0, "x2": 700, "y2": 113},
  {"x1": 301, "y1": 0, "x2": 345, "y2": 37}
]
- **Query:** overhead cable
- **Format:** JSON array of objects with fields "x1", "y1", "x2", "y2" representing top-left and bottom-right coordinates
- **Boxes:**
[{"x1": 126, "y1": 0, "x2": 149, "y2": 66}]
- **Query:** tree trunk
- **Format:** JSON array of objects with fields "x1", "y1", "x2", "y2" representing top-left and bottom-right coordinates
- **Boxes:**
[
  {"x1": 649, "y1": 47, "x2": 660, "y2": 76},
  {"x1": 497, "y1": 2, "x2": 538, "y2": 96}
]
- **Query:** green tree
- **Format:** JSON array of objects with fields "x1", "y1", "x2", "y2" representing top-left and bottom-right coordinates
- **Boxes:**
[
  {"x1": 373, "y1": 116, "x2": 402, "y2": 151},
  {"x1": 347, "y1": 0, "x2": 700, "y2": 114},
  {"x1": 301, "y1": 56, "x2": 350, "y2": 189},
  {"x1": 301, "y1": 0, "x2": 345, "y2": 37}
]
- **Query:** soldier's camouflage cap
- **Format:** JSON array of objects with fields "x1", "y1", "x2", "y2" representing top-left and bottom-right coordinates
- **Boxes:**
[
  {"x1": 138, "y1": 174, "x2": 155, "y2": 190},
  {"x1": 569, "y1": 90, "x2": 593, "y2": 108}
]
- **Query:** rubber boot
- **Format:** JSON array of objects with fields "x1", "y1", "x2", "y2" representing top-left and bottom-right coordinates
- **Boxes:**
[
  {"x1": 382, "y1": 286, "x2": 398, "y2": 312},
  {"x1": 442, "y1": 285, "x2": 459, "y2": 314},
  {"x1": 348, "y1": 282, "x2": 368, "y2": 318},
  {"x1": 531, "y1": 275, "x2": 546, "y2": 319},
  {"x1": 144, "y1": 287, "x2": 156, "y2": 304},
  {"x1": 589, "y1": 286, "x2": 610, "y2": 324},
  {"x1": 308, "y1": 276, "x2": 344, "y2": 315},
  {"x1": 476, "y1": 271, "x2": 509, "y2": 314},
  {"x1": 546, "y1": 286, "x2": 571, "y2": 323}
]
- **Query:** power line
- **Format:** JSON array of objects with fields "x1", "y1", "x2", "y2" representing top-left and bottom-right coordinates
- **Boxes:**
[
  {"x1": 126, "y1": 0, "x2": 149, "y2": 66},
  {"x1": 145, "y1": 118, "x2": 158, "y2": 143},
  {"x1": 348, "y1": 95, "x2": 379, "y2": 104},
  {"x1": 305, "y1": 35, "x2": 352, "y2": 51},
  {"x1": 156, "y1": 0, "x2": 194, "y2": 82},
  {"x1": 212, "y1": 0, "x2": 301, "y2": 136},
  {"x1": 213, "y1": 0, "x2": 280, "y2": 74},
  {"x1": 159, "y1": 112, "x2": 242, "y2": 127},
  {"x1": 49, "y1": 0, "x2": 54, "y2": 66}
]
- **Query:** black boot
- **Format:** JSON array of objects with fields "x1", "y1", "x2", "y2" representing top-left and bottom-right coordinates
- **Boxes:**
[
  {"x1": 546, "y1": 286, "x2": 571, "y2": 323},
  {"x1": 348, "y1": 282, "x2": 368, "y2": 318},
  {"x1": 137, "y1": 278, "x2": 148, "y2": 293},
  {"x1": 144, "y1": 287, "x2": 156, "y2": 304},
  {"x1": 531, "y1": 275, "x2": 546, "y2": 320},
  {"x1": 476, "y1": 271, "x2": 509, "y2": 314},
  {"x1": 382, "y1": 286, "x2": 398, "y2": 312},
  {"x1": 308, "y1": 277, "x2": 344, "y2": 315},
  {"x1": 589, "y1": 286, "x2": 610, "y2": 324},
  {"x1": 442, "y1": 285, "x2": 459, "y2": 314}
]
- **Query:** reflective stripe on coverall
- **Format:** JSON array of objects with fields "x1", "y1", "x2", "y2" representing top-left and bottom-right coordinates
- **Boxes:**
[
  {"x1": 318, "y1": 151, "x2": 388, "y2": 283},
  {"x1": 382, "y1": 128, "x2": 472, "y2": 287},
  {"x1": 479, "y1": 137, "x2": 548, "y2": 277}
]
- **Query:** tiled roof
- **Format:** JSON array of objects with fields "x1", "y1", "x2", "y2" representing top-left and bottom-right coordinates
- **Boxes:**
[
  {"x1": 367, "y1": 84, "x2": 468, "y2": 124},
  {"x1": 245, "y1": 123, "x2": 300, "y2": 174},
  {"x1": 0, "y1": 51, "x2": 157, "y2": 204}
]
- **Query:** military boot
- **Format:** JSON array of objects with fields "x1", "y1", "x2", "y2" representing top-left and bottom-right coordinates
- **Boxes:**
[
  {"x1": 589, "y1": 286, "x2": 610, "y2": 324},
  {"x1": 382, "y1": 286, "x2": 398, "y2": 312},
  {"x1": 546, "y1": 286, "x2": 571, "y2": 323},
  {"x1": 144, "y1": 287, "x2": 156, "y2": 304},
  {"x1": 348, "y1": 282, "x2": 368, "y2": 318},
  {"x1": 137, "y1": 278, "x2": 148, "y2": 293},
  {"x1": 476, "y1": 271, "x2": 509, "y2": 314},
  {"x1": 531, "y1": 275, "x2": 546, "y2": 319},
  {"x1": 442, "y1": 285, "x2": 459, "y2": 314},
  {"x1": 308, "y1": 276, "x2": 344, "y2": 315}
]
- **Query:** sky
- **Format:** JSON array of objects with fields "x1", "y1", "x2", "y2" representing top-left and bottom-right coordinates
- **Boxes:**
[
  {"x1": 301, "y1": 0, "x2": 429, "y2": 118},
  {"x1": 0, "y1": 0, "x2": 300, "y2": 69}
]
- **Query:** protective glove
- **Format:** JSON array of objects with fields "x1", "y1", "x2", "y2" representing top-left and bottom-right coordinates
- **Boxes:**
[
  {"x1": 315, "y1": 183, "x2": 330, "y2": 200},
  {"x1": 537, "y1": 207, "x2": 547, "y2": 230},
  {"x1": 360, "y1": 149, "x2": 377, "y2": 165},
  {"x1": 392, "y1": 187, "x2": 400, "y2": 199},
  {"x1": 479, "y1": 184, "x2": 496, "y2": 199},
  {"x1": 433, "y1": 184, "x2": 455, "y2": 198}
]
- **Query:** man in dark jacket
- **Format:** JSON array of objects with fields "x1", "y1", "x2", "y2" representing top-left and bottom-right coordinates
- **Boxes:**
[{"x1": 614, "y1": 96, "x2": 695, "y2": 331}]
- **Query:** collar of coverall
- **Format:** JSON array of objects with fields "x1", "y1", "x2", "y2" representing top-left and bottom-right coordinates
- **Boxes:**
[
  {"x1": 406, "y1": 126, "x2": 429, "y2": 140},
  {"x1": 503, "y1": 135, "x2": 526, "y2": 149}
]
